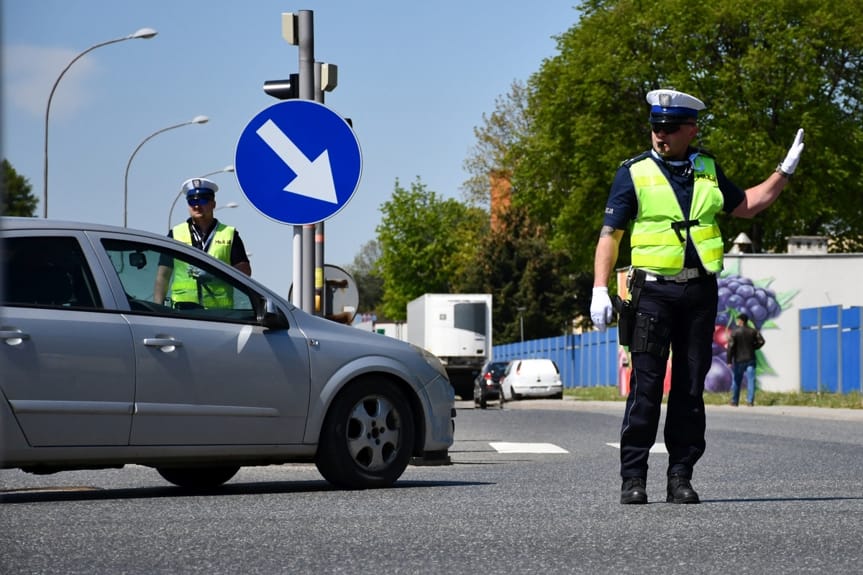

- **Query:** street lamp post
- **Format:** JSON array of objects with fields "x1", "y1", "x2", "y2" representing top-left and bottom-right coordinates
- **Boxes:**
[
  {"x1": 43, "y1": 27, "x2": 157, "y2": 218},
  {"x1": 166, "y1": 165, "x2": 234, "y2": 230},
  {"x1": 123, "y1": 115, "x2": 209, "y2": 227}
]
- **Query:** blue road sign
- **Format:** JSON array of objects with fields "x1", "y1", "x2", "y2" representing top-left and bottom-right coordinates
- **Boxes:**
[{"x1": 235, "y1": 100, "x2": 362, "y2": 225}]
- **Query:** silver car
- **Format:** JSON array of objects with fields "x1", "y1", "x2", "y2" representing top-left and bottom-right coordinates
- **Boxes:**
[{"x1": 0, "y1": 218, "x2": 454, "y2": 489}]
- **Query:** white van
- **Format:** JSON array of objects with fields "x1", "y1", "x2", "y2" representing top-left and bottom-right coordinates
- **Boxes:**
[{"x1": 501, "y1": 358, "x2": 563, "y2": 400}]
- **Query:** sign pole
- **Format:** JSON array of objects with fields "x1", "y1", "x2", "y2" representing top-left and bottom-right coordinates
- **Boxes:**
[
  {"x1": 238, "y1": 12, "x2": 360, "y2": 317},
  {"x1": 298, "y1": 10, "x2": 316, "y2": 313},
  {"x1": 314, "y1": 61, "x2": 326, "y2": 317}
]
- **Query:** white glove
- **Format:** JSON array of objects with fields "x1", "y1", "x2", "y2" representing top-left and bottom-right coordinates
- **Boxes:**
[
  {"x1": 778, "y1": 128, "x2": 805, "y2": 176},
  {"x1": 590, "y1": 286, "x2": 614, "y2": 332},
  {"x1": 187, "y1": 266, "x2": 214, "y2": 283}
]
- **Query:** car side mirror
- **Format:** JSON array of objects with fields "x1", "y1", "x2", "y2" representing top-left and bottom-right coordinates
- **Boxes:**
[{"x1": 259, "y1": 297, "x2": 289, "y2": 330}]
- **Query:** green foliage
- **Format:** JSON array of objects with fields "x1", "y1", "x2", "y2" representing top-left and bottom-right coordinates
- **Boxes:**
[
  {"x1": 459, "y1": 204, "x2": 580, "y2": 343},
  {"x1": 462, "y1": 81, "x2": 531, "y2": 208},
  {"x1": 513, "y1": 0, "x2": 863, "y2": 268},
  {"x1": 345, "y1": 239, "x2": 384, "y2": 316},
  {"x1": 363, "y1": 0, "x2": 863, "y2": 334},
  {"x1": 2, "y1": 159, "x2": 38, "y2": 217},
  {"x1": 375, "y1": 178, "x2": 487, "y2": 321}
]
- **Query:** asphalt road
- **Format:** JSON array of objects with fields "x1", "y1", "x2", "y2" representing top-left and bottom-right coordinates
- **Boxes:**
[{"x1": 2, "y1": 399, "x2": 861, "y2": 574}]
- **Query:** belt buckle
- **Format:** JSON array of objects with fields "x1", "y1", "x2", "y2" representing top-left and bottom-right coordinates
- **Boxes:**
[{"x1": 678, "y1": 268, "x2": 700, "y2": 282}]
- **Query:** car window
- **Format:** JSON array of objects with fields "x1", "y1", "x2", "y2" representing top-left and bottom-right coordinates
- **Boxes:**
[
  {"x1": 490, "y1": 362, "x2": 509, "y2": 377},
  {"x1": 2, "y1": 236, "x2": 101, "y2": 309},
  {"x1": 101, "y1": 238, "x2": 256, "y2": 323},
  {"x1": 520, "y1": 360, "x2": 559, "y2": 375}
]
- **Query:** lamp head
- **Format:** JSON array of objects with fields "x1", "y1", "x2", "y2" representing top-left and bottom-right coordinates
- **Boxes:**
[{"x1": 131, "y1": 28, "x2": 158, "y2": 39}]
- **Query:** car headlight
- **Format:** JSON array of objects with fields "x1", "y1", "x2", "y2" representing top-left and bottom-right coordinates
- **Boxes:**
[{"x1": 412, "y1": 345, "x2": 448, "y2": 379}]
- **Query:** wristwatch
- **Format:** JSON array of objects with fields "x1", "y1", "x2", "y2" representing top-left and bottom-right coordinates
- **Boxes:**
[{"x1": 775, "y1": 163, "x2": 792, "y2": 178}]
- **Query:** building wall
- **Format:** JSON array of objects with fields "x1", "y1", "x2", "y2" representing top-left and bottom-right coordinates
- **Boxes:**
[{"x1": 723, "y1": 253, "x2": 862, "y2": 392}]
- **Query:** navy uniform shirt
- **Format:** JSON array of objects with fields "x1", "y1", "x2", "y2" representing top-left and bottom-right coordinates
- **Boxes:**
[{"x1": 603, "y1": 148, "x2": 746, "y2": 269}]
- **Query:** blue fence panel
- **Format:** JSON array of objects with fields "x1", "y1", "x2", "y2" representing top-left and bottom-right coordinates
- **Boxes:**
[
  {"x1": 800, "y1": 308, "x2": 819, "y2": 392},
  {"x1": 799, "y1": 305, "x2": 861, "y2": 394},
  {"x1": 841, "y1": 307, "x2": 862, "y2": 393},
  {"x1": 820, "y1": 306, "x2": 841, "y2": 393}
]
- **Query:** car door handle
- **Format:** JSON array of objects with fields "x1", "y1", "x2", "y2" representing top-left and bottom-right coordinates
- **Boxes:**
[
  {"x1": 143, "y1": 337, "x2": 183, "y2": 352},
  {"x1": 0, "y1": 328, "x2": 31, "y2": 346}
]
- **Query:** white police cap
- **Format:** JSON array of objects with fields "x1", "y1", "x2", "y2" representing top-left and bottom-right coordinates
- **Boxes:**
[
  {"x1": 646, "y1": 89, "x2": 705, "y2": 123},
  {"x1": 181, "y1": 177, "x2": 219, "y2": 197}
]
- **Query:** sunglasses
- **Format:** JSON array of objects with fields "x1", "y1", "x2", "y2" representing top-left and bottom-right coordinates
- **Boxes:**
[
  {"x1": 187, "y1": 196, "x2": 213, "y2": 207},
  {"x1": 651, "y1": 123, "x2": 695, "y2": 134}
]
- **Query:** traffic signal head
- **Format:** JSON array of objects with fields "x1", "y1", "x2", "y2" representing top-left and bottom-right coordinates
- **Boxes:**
[{"x1": 263, "y1": 73, "x2": 299, "y2": 100}]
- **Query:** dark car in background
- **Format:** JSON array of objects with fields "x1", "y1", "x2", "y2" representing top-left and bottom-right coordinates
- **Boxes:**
[{"x1": 473, "y1": 360, "x2": 509, "y2": 409}]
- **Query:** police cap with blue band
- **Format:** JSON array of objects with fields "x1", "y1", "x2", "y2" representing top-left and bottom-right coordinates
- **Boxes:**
[
  {"x1": 647, "y1": 89, "x2": 705, "y2": 124},
  {"x1": 182, "y1": 177, "x2": 219, "y2": 199}
]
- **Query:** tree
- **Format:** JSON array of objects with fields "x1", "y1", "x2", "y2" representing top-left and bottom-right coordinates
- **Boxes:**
[
  {"x1": 512, "y1": 0, "x2": 863, "y2": 272},
  {"x1": 3, "y1": 159, "x2": 38, "y2": 217},
  {"x1": 460, "y1": 204, "x2": 580, "y2": 343},
  {"x1": 346, "y1": 239, "x2": 385, "y2": 317},
  {"x1": 376, "y1": 178, "x2": 487, "y2": 321},
  {"x1": 462, "y1": 80, "x2": 531, "y2": 209}
]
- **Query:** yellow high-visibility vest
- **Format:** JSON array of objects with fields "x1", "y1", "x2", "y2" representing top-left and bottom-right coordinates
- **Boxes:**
[
  {"x1": 629, "y1": 156, "x2": 725, "y2": 275},
  {"x1": 170, "y1": 223, "x2": 235, "y2": 308}
]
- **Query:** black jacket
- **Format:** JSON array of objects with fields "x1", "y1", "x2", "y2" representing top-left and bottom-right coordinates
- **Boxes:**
[{"x1": 727, "y1": 324, "x2": 764, "y2": 364}]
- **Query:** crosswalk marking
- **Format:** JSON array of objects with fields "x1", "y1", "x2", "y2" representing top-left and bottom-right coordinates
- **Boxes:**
[
  {"x1": 606, "y1": 442, "x2": 668, "y2": 454},
  {"x1": 489, "y1": 442, "x2": 569, "y2": 454},
  {"x1": 484, "y1": 442, "x2": 668, "y2": 454}
]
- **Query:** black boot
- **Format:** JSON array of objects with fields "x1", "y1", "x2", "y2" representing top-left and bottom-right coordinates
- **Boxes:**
[
  {"x1": 620, "y1": 477, "x2": 648, "y2": 504},
  {"x1": 666, "y1": 475, "x2": 700, "y2": 504}
]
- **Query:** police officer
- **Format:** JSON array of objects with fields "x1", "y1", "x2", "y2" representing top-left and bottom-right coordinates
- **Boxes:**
[
  {"x1": 154, "y1": 178, "x2": 251, "y2": 308},
  {"x1": 589, "y1": 89, "x2": 805, "y2": 504}
]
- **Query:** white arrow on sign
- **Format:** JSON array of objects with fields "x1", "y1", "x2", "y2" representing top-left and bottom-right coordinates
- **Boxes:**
[{"x1": 256, "y1": 119, "x2": 338, "y2": 204}]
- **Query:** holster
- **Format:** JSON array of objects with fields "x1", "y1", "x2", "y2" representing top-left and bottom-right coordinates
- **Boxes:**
[
  {"x1": 613, "y1": 295, "x2": 634, "y2": 347},
  {"x1": 614, "y1": 268, "x2": 647, "y2": 347}
]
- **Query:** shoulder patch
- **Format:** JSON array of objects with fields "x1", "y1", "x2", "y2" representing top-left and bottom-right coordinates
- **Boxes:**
[{"x1": 620, "y1": 150, "x2": 650, "y2": 168}]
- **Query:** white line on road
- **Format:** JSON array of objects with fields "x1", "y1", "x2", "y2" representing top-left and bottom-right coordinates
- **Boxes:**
[
  {"x1": 489, "y1": 442, "x2": 569, "y2": 454},
  {"x1": 606, "y1": 442, "x2": 668, "y2": 454}
]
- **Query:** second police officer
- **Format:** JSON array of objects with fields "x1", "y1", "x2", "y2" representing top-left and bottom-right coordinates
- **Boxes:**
[{"x1": 154, "y1": 177, "x2": 251, "y2": 309}]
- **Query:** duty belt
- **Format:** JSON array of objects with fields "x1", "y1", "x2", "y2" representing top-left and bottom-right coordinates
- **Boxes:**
[{"x1": 642, "y1": 267, "x2": 713, "y2": 283}]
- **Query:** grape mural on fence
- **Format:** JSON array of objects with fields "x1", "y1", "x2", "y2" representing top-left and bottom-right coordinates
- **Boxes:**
[{"x1": 705, "y1": 271, "x2": 799, "y2": 393}]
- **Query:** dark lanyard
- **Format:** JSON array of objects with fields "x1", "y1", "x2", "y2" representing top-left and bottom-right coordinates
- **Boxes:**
[{"x1": 190, "y1": 221, "x2": 217, "y2": 252}]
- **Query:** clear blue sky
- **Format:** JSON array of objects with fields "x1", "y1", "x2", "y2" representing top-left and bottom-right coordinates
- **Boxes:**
[{"x1": 2, "y1": 1, "x2": 581, "y2": 296}]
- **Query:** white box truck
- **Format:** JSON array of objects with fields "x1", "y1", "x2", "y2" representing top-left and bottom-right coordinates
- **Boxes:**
[{"x1": 407, "y1": 293, "x2": 493, "y2": 399}]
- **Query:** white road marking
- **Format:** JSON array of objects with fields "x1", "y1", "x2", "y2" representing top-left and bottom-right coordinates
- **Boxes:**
[
  {"x1": 489, "y1": 442, "x2": 569, "y2": 454},
  {"x1": 606, "y1": 442, "x2": 668, "y2": 454}
]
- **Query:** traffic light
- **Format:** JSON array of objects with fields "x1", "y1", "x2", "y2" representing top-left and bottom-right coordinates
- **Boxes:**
[{"x1": 263, "y1": 73, "x2": 299, "y2": 100}]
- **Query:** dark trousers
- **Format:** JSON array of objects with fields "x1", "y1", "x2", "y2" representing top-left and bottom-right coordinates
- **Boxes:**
[{"x1": 620, "y1": 275, "x2": 718, "y2": 480}]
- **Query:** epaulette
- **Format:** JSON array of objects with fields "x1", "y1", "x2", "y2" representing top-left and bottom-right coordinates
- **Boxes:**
[
  {"x1": 691, "y1": 146, "x2": 714, "y2": 159},
  {"x1": 619, "y1": 151, "x2": 651, "y2": 168}
]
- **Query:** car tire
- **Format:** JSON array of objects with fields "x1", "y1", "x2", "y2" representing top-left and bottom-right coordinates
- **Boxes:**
[
  {"x1": 315, "y1": 377, "x2": 415, "y2": 489},
  {"x1": 157, "y1": 465, "x2": 240, "y2": 489},
  {"x1": 479, "y1": 396, "x2": 487, "y2": 409}
]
